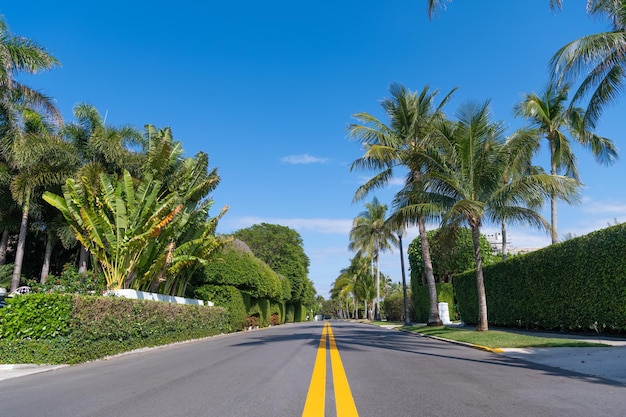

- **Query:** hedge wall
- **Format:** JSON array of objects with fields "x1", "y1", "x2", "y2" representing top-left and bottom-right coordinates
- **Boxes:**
[
  {"x1": 0, "y1": 294, "x2": 228, "y2": 364},
  {"x1": 455, "y1": 223, "x2": 626, "y2": 333},
  {"x1": 412, "y1": 283, "x2": 455, "y2": 323},
  {"x1": 195, "y1": 284, "x2": 247, "y2": 331}
]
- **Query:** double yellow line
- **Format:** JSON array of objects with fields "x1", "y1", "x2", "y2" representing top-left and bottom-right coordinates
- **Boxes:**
[{"x1": 302, "y1": 322, "x2": 359, "y2": 417}]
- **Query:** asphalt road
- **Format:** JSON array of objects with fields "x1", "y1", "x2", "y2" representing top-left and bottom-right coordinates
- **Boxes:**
[{"x1": 1, "y1": 321, "x2": 625, "y2": 417}]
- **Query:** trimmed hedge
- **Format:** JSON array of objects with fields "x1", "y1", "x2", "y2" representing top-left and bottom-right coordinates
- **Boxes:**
[
  {"x1": 412, "y1": 283, "x2": 455, "y2": 323},
  {"x1": 202, "y1": 246, "x2": 282, "y2": 299},
  {"x1": 0, "y1": 294, "x2": 228, "y2": 364},
  {"x1": 382, "y1": 292, "x2": 415, "y2": 322},
  {"x1": 195, "y1": 284, "x2": 247, "y2": 331},
  {"x1": 455, "y1": 223, "x2": 626, "y2": 333}
]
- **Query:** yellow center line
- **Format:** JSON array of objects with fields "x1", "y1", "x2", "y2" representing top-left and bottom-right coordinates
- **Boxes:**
[
  {"x1": 302, "y1": 322, "x2": 327, "y2": 417},
  {"x1": 328, "y1": 323, "x2": 359, "y2": 417},
  {"x1": 302, "y1": 322, "x2": 359, "y2": 417}
]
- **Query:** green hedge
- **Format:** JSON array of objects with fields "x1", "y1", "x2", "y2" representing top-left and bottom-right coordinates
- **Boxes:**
[
  {"x1": 202, "y1": 246, "x2": 282, "y2": 299},
  {"x1": 455, "y1": 223, "x2": 626, "y2": 333},
  {"x1": 195, "y1": 284, "x2": 247, "y2": 331},
  {"x1": 0, "y1": 293, "x2": 74, "y2": 340},
  {"x1": 0, "y1": 294, "x2": 228, "y2": 364},
  {"x1": 382, "y1": 292, "x2": 415, "y2": 322},
  {"x1": 412, "y1": 283, "x2": 455, "y2": 323}
]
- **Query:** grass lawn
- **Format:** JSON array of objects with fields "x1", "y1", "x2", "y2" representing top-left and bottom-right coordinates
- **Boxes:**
[{"x1": 403, "y1": 326, "x2": 607, "y2": 349}]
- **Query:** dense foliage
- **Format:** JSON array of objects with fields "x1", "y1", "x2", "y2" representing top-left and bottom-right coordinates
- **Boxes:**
[
  {"x1": 201, "y1": 242, "x2": 284, "y2": 300},
  {"x1": 0, "y1": 293, "x2": 228, "y2": 364},
  {"x1": 233, "y1": 223, "x2": 311, "y2": 302},
  {"x1": 454, "y1": 223, "x2": 626, "y2": 333},
  {"x1": 412, "y1": 283, "x2": 455, "y2": 323},
  {"x1": 408, "y1": 227, "x2": 497, "y2": 284}
]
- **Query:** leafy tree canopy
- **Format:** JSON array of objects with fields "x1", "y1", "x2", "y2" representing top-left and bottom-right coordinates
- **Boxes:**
[
  {"x1": 233, "y1": 223, "x2": 311, "y2": 301},
  {"x1": 408, "y1": 227, "x2": 498, "y2": 285}
]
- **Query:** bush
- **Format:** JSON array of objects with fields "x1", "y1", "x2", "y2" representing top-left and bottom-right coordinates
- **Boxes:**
[
  {"x1": 455, "y1": 223, "x2": 626, "y2": 333},
  {"x1": 28, "y1": 264, "x2": 106, "y2": 295},
  {"x1": 0, "y1": 293, "x2": 229, "y2": 364},
  {"x1": 413, "y1": 283, "x2": 455, "y2": 323},
  {"x1": 382, "y1": 292, "x2": 414, "y2": 322},
  {"x1": 195, "y1": 284, "x2": 247, "y2": 331},
  {"x1": 0, "y1": 293, "x2": 74, "y2": 340}
]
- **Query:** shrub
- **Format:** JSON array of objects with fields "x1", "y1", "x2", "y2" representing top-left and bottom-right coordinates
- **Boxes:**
[
  {"x1": 195, "y1": 284, "x2": 247, "y2": 331},
  {"x1": 455, "y1": 223, "x2": 626, "y2": 333},
  {"x1": 28, "y1": 264, "x2": 106, "y2": 295},
  {"x1": 0, "y1": 293, "x2": 229, "y2": 364},
  {"x1": 382, "y1": 292, "x2": 414, "y2": 322},
  {"x1": 413, "y1": 283, "x2": 455, "y2": 323},
  {"x1": 0, "y1": 293, "x2": 73, "y2": 340}
]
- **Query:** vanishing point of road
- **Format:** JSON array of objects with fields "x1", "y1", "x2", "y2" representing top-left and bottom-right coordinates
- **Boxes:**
[{"x1": 1, "y1": 321, "x2": 624, "y2": 417}]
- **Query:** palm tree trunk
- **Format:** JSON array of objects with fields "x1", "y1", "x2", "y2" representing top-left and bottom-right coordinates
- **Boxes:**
[
  {"x1": 375, "y1": 239, "x2": 381, "y2": 320},
  {"x1": 11, "y1": 194, "x2": 30, "y2": 292},
  {"x1": 418, "y1": 216, "x2": 443, "y2": 326},
  {"x1": 550, "y1": 146, "x2": 558, "y2": 244},
  {"x1": 501, "y1": 219, "x2": 508, "y2": 261},
  {"x1": 471, "y1": 223, "x2": 489, "y2": 331},
  {"x1": 550, "y1": 191, "x2": 558, "y2": 244},
  {"x1": 40, "y1": 229, "x2": 54, "y2": 283},
  {"x1": 0, "y1": 229, "x2": 8, "y2": 265},
  {"x1": 78, "y1": 244, "x2": 89, "y2": 273}
]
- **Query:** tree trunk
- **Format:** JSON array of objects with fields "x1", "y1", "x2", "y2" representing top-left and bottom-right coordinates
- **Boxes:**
[
  {"x1": 374, "y1": 239, "x2": 381, "y2": 320},
  {"x1": 471, "y1": 223, "x2": 489, "y2": 331},
  {"x1": 40, "y1": 229, "x2": 54, "y2": 284},
  {"x1": 550, "y1": 144, "x2": 558, "y2": 244},
  {"x1": 11, "y1": 195, "x2": 30, "y2": 292},
  {"x1": 419, "y1": 216, "x2": 443, "y2": 326},
  {"x1": 78, "y1": 244, "x2": 89, "y2": 273},
  {"x1": 0, "y1": 229, "x2": 8, "y2": 265},
  {"x1": 501, "y1": 219, "x2": 508, "y2": 261}
]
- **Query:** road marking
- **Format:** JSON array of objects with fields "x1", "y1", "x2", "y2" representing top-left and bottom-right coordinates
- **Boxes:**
[
  {"x1": 302, "y1": 322, "x2": 359, "y2": 417},
  {"x1": 302, "y1": 322, "x2": 327, "y2": 416}
]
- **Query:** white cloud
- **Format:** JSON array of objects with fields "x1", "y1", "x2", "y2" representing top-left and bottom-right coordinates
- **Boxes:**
[{"x1": 280, "y1": 154, "x2": 329, "y2": 164}]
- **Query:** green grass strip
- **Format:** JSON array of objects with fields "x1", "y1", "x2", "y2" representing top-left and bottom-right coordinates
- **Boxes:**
[{"x1": 404, "y1": 326, "x2": 607, "y2": 348}]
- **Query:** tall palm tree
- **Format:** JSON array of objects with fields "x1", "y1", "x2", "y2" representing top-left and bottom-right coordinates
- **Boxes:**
[
  {"x1": 0, "y1": 16, "x2": 60, "y2": 153},
  {"x1": 550, "y1": 0, "x2": 626, "y2": 124},
  {"x1": 0, "y1": 16, "x2": 61, "y2": 266},
  {"x1": 404, "y1": 100, "x2": 579, "y2": 331},
  {"x1": 348, "y1": 197, "x2": 397, "y2": 320},
  {"x1": 514, "y1": 82, "x2": 617, "y2": 244},
  {"x1": 349, "y1": 83, "x2": 456, "y2": 326},
  {"x1": 9, "y1": 110, "x2": 78, "y2": 291}
]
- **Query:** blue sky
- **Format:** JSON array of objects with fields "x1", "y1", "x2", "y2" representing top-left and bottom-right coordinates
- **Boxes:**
[{"x1": 4, "y1": 2, "x2": 625, "y2": 297}]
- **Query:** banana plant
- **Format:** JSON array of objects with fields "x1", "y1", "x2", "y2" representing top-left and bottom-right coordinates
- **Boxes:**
[{"x1": 43, "y1": 170, "x2": 182, "y2": 290}]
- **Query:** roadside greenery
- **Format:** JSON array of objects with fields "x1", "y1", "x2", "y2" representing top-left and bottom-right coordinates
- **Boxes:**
[
  {"x1": 0, "y1": 293, "x2": 228, "y2": 364},
  {"x1": 406, "y1": 326, "x2": 606, "y2": 348},
  {"x1": 454, "y1": 223, "x2": 626, "y2": 333}
]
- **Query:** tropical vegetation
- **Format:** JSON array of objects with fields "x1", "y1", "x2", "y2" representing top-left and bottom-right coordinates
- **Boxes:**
[{"x1": 348, "y1": 83, "x2": 456, "y2": 326}]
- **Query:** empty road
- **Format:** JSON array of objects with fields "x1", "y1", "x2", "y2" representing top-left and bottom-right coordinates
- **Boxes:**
[{"x1": 1, "y1": 321, "x2": 624, "y2": 416}]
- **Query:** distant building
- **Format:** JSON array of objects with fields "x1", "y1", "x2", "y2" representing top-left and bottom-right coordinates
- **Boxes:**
[{"x1": 485, "y1": 232, "x2": 539, "y2": 256}]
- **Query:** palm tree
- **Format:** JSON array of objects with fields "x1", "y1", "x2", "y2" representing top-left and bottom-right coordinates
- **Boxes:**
[
  {"x1": 62, "y1": 103, "x2": 144, "y2": 272},
  {"x1": 0, "y1": 16, "x2": 61, "y2": 267},
  {"x1": 9, "y1": 110, "x2": 78, "y2": 291},
  {"x1": 404, "y1": 100, "x2": 579, "y2": 331},
  {"x1": 349, "y1": 83, "x2": 455, "y2": 326},
  {"x1": 0, "y1": 16, "x2": 60, "y2": 152},
  {"x1": 550, "y1": 1, "x2": 626, "y2": 124},
  {"x1": 514, "y1": 82, "x2": 617, "y2": 244},
  {"x1": 348, "y1": 197, "x2": 397, "y2": 320}
]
